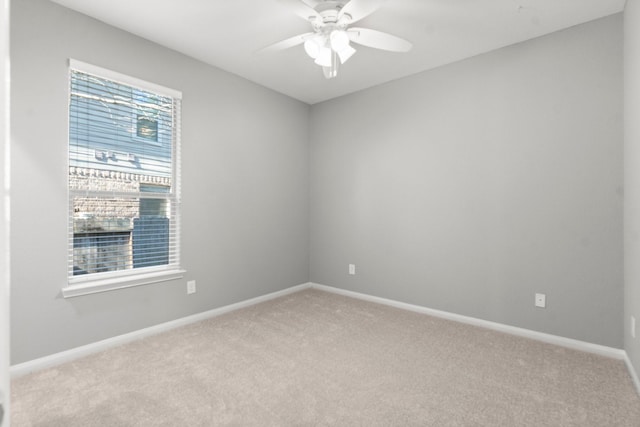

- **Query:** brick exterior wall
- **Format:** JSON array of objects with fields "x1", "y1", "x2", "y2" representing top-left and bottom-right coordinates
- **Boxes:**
[{"x1": 69, "y1": 167, "x2": 172, "y2": 275}]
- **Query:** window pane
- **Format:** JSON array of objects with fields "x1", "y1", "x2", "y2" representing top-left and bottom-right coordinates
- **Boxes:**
[
  {"x1": 68, "y1": 65, "x2": 180, "y2": 284},
  {"x1": 72, "y1": 196, "x2": 171, "y2": 275},
  {"x1": 69, "y1": 70, "x2": 174, "y2": 181},
  {"x1": 73, "y1": 232, "x2": 132, "y2": 275},
  {"x1": 132, "y1": 216, "x2": 170, "y2": 268}
]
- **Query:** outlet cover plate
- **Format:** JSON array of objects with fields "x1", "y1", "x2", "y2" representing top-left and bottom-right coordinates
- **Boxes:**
[
  {"x1": 535, "y1": 293, "x2": 546, "y2": 308},
  {"x1": 187, "y1": 280, "x2": 196, "y2": 295}
]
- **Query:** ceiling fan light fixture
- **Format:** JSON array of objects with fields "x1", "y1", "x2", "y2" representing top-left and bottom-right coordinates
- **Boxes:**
[
  {"x1": 337, "y1": 44, "x2": 356, "y2": 64},
  {"x1": 314, "y1": 46, "x2": 332, "y2": 67},
  {"x1": 329, "y1": 29, "x2": 350, "y2": 52},
  {"x1": 304, "y1": 39, "x2": 320, "y2": 59},
  {"x1": 304, "y1": 34, "x2": 325, "y2": 59}
]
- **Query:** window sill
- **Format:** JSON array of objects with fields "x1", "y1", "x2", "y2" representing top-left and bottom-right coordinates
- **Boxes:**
[{"x1": 62, "y1": 269, "x2": 186, "y2": 298}]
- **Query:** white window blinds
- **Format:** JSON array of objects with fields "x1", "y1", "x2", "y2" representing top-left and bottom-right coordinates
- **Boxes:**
[{"x1": 67, "y1": 61, "x2": 182, "y2": 287}]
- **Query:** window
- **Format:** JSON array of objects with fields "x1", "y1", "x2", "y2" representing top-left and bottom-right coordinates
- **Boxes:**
[
  {"x1": 64, "y1": 60, "x2": 183, "y2": 297},
  {"x1": 137, "y1": 116, "x2": 158, "y2": 141}
]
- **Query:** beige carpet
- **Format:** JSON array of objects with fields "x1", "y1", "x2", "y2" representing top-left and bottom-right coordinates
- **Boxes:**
[{"x1": 11, "y1": 289, "x2": 640, "y2": 426}]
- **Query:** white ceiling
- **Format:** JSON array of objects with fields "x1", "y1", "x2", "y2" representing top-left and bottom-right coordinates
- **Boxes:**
[{"x1": 50, "y1": 0, "x2": 625, "y2": 105}]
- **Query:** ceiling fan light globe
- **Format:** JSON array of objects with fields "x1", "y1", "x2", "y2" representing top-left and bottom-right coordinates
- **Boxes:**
[
  {"x1": 337, "y1": 45, "x2": 356, "y2": 64},
  {"x1": 314, "y1": 46, "x2": 332, "y2": 67},
  {"x1": 329, "y1": 30, "x2": 350, "y2": 52},
  {"x1": 304, "y1": 39, "x2": 320, "y2": 59}
]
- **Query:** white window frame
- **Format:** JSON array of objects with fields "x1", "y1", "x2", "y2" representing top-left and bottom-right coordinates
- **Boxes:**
[{"x1": 63, "y1": 60, "x2": 184, "y2": 298}]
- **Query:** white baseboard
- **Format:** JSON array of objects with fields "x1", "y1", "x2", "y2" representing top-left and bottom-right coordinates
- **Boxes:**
[
  {"x1": 310, "y1": 283, "x2": 626, "y2": 360},
  {"x1": 624, "y1": 352, "x2": 640, "y2": 396},
  {"x1": 10, "y1": 282, "x2": 313, "y2": 378}
]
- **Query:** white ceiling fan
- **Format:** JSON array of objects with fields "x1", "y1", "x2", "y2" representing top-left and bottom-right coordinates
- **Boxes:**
[{"x1": 263, "y1": 0, "x2": 413, "y2": 79}]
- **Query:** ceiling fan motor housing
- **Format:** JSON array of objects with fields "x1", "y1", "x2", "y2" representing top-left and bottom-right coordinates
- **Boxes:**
[{"x1": 312, "y1": 0, "x2": 350, "y2": 25}]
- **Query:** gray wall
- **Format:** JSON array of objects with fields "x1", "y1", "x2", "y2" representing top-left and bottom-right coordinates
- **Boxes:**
[
  {"x1": 10, "y1": 0, "x2": 309, "y2": 364},
  {"x1": 625, "y1": 0, "x2": 640, "y2": 379},
  {"x1": 310, "y1": 15, "x2": 623, "y2": 347}
]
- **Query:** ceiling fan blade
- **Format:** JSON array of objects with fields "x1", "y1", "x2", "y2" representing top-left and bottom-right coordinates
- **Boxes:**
[
  {"x1": 338, "y1": 0, "x2": 386, "y2": 23},
  {"x1": 276, "y1": 0, "x2": 321, "y2": 22},
  {"x1": 260, "y1": 32, "x2": 315, "y2": 53},
  {"x1": 348, "y1": 27, "x2": 412, "y2": 52}
]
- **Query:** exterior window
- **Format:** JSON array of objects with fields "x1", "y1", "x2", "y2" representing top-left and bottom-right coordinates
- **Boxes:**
[
  {"x1": 137, "y1": 115, "x2": 158, "y2": 141},
  {"x1": 65, "y1": 60, "x2": 182, "y2": 296}
]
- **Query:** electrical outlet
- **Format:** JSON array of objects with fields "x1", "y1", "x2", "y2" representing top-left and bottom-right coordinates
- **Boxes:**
[
  {"x1": 348, "y1": 264, "x2": 356, "y2": 275},
  {"x1": 632, "y1": 316, "x2": 637, "y2": 339},
  {"x1": 535, "y1": 293, "x2": 546, "y2": 308},
  {"x1": 187, "y1": 280, "x2": 196, "y2": 295}
]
